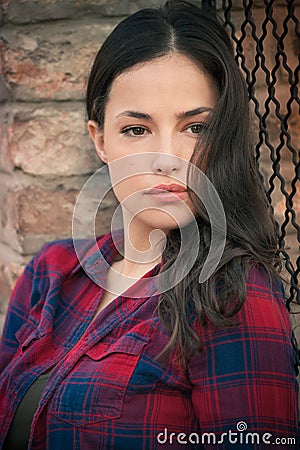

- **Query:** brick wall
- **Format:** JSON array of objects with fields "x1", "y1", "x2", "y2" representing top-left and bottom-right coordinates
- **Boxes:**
[{"x1": 0, "y1": 0, "x2": 299, "y2": 334}]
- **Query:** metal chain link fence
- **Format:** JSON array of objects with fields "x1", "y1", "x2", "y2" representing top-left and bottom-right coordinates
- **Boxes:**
[{"x1": 203, "y1": 0, "x2": 299, "y2": 308}]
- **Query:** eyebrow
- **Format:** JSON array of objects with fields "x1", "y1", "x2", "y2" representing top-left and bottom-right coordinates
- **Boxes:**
[
  {"x1": 176, "y1": 107, "x2": 213, "y2": 119},
  {"x1": 116, "y1": 111, "x2": 152, "y2": 120},
  {"x1": 116, "y1": 107, "x2": 213, "y2": 121}
]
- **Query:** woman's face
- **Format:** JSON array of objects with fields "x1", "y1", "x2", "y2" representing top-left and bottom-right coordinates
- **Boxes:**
[{"x1": 88, "y1": 52, "x2": 219, "y2": 233}]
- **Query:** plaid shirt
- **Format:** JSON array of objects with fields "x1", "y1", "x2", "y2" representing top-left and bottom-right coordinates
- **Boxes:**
[{"x1": 0, "y1": 231, "x2": 298, "y2": 450}]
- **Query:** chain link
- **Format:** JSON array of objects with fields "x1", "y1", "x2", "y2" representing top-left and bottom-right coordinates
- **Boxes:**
[{"x1": 219, "y1": 0, "x2": 299, "y2": 307}]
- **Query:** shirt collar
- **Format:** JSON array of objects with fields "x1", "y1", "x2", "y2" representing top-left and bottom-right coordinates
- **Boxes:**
[{"x1": 72, "y1": 229, "x2": 162, "y2": 297}]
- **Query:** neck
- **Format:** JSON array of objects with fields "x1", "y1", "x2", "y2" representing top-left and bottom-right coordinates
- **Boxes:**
[{"x1": 115, "y1": 210, "x2": 166, "y2": 278}]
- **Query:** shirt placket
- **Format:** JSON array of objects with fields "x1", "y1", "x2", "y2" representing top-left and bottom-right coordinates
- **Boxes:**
[{"x1": 28, "y1": 289, "x2": 155, "y2": 449}]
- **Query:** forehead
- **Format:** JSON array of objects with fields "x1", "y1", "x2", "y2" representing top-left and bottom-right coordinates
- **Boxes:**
[{"x1": 106, "y1": 53, "x2": 218, "y2": 113}]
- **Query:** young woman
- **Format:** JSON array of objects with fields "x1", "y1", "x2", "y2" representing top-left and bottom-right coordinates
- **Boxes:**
[{"x1": 0, "y1": 1, "x2": 298, "y2": 449}]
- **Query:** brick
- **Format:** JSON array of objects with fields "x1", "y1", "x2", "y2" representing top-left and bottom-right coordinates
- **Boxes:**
[
  {"x1": 0, "y1": 264, "x2": 13, "y2": 317},
  {"x1": 0, "y1": 259, "x2": 24, "y2": 328},
  {"x1": 101, "y1": 0, "x2": 163, "y2": 16},
  {"x1": 0, "y1": 314, "x2": 6, "y2": 336},
  {"x1": 1, "y1": 19, "x2": 117, "y2": 101},
  {"x1": 2, "y1": 6, "x2": 297, "y2": 102},
  {"x1": 10, "y1": 186, "x2": 77, "y2": 235},
  {"x1": 8, "y1": 103, "x2": 100, "y2": 176},
  {"x1": 3, "y1": 262, "x2": 24, "y2": 290},
  {"x1": 0, "y1": 0, "x2": 8, "y2": 25},
  {"x1": 4, "y1": 186, "x2": 77, "y2": 255},
  {"x1": 0, "y1": 263, "x2": 20, "y2": 306},
  {"x1": 0, "y1": 178, "x2": 117, "y2": 328},
  {"x1": 6, "y1": 0, "x2": 162, "y2": 24},
  {"x1": 0, "y1": 185, "x2": 72, "y2": 254},
  {"x1": 0, "y1": 191, "x2": 116, "y2": 331},
  {"x1": 4, "y1": 184, "x2": 117, "y2": 255},
  {"x1": 0, "y1": 77, "x2": 10, "y2": 102},
  {"x1": 0, "y1": 106, "x2": 14, "y2": 173},
  {"x1": 0, "y1": 244, "x2": 26, "y2": 324},
  {"x1": 0, "y1": 31, "x2": 11, "y2": 102}
]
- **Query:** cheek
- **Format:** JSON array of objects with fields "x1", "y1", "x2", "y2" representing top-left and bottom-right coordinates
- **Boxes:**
[{"x1": 110, "y1": 175, "x2": 144, "y2": 203}]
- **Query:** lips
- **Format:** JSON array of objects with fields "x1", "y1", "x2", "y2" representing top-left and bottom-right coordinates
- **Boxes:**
[
  {"x1": 145, "y1": 184, "x2": 187, "y2": 194},
  {"x1": 144, "y1": 184, "x2": 187, "y2": 203}
]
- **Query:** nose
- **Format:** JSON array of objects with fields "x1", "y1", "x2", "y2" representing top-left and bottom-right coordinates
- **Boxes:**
[{"x1": 151, "y1": 152, "x2": 182, "y2": 175}]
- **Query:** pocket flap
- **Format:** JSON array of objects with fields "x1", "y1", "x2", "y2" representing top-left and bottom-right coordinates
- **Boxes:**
[
  {"x1": 15, "y1": 320, "x2": 44, "y2": 352},
  {"x1": 86, "y1": 335, "x2": 149, "y2": 360},
  {"x1": 15, "y1": 321, "x2": 35, "y2": 344}
]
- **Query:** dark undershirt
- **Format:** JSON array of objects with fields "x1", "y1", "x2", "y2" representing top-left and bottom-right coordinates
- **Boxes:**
[{"x1": 3, "y1": 373, "x2": 50, "y2": 450}]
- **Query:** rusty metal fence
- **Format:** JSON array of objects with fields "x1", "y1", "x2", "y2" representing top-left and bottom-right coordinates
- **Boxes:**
[{"x1": 203, "y1": 0, "x2": 299, "y2": 307}]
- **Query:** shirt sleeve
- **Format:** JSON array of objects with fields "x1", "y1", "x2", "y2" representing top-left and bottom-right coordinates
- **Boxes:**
[
  {"x1": 0, "y1": 242, "x2": 54, "y2": 373},
  {"x1": 187, "y1": 266, "x2": 299, "y2": 449}
]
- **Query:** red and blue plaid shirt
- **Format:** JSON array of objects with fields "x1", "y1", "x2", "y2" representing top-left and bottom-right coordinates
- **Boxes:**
[{"x1": 0, "y1": 231, "x2": 299, "y2": 449}]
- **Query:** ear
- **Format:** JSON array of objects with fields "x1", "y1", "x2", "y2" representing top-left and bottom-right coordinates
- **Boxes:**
[{"x1": 87, "y1": 120, "x2": 108, "y2": 163}]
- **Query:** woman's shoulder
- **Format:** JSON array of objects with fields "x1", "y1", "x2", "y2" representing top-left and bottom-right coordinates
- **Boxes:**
[
  {"x1": 188, "y1": 263, "x2": 296, "y2": 379},
  {"x1": 243, "y1": 263, "x2": 289, "y2": 328},
  {"x1": 29, "y1": 238, "x2": 83, "y2": 277},
  {"x1": 246, "y1": 262, "x2": 286, "y2": 298},
  {"x1": 227, "y1": 263, "x2": 290, "y2": 333},
  {"x1": 29, "y1": 232, "x2": 111, "y2": 277},
  {"x1": 191, "y1": 263, "x2": 291, "y2": 342}
]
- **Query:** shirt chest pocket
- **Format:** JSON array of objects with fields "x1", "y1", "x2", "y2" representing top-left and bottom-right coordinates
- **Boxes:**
[{"x1": 48, "y1": 336, "x2": 149, "y2": 426}]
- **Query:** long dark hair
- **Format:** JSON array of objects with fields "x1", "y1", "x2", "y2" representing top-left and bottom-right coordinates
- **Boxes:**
[{"x1": 86, "y1": 0, "x2": 281, "y2": 365}]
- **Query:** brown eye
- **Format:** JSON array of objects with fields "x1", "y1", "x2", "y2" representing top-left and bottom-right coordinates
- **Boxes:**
[
  {"x1": 131, "y1": 127, "x2": 146, "y2": 135},
  {"x1": 186, "y1": 123, "x2": 208, "y2": 134},
  {"x1": 121, "y1": 126, "x2": 148, "y2": 137}
]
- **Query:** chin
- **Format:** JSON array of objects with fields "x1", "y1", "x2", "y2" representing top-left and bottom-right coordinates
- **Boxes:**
[{"x1": 140, "y1": 211, "x2": 195, "y2": 232}]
